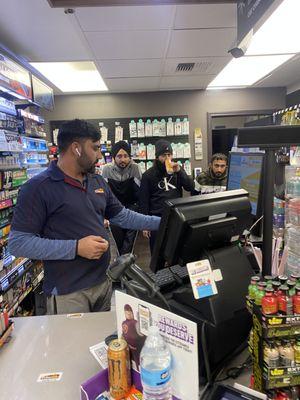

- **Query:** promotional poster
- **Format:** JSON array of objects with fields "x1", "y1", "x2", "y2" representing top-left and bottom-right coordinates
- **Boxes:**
[{"x1": 115, "y1": 291, "x2": 199, "y2": 400}]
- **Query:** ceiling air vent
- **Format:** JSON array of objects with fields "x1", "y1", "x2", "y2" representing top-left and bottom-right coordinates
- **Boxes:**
[
  {"x1": 176, "y1": 63, "x2": 195, "y2": 72},
  {"x1": 175, "y1": 61, "x2": 214, "y2": 74}
]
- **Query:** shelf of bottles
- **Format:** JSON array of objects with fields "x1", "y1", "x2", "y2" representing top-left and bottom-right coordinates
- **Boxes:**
[
  {"x1": 128, "y1": 117, "x2": 192, "y2": 175},
  {"x1": 0, "y1": 93, "x2": 48, "y2": 316},
  {"x1": 247, "y1": 275, "x2": 300, "y2": 398}
]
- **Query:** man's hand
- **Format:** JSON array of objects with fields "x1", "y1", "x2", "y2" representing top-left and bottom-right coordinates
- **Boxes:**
[
  {"x1": 172, "y1": 162, "x2": 180, "y2": 173},
  {"x1": 77, "y1": 235, "x2": 109, "y2": 259},
  {"x1": 143, "y1": 230, "x2": 151, "y2": 239}
]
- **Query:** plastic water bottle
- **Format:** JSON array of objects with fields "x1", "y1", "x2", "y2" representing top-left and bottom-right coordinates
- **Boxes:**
[{"x1": 140, "y1": 326, "x2": 172, "y2": 400}]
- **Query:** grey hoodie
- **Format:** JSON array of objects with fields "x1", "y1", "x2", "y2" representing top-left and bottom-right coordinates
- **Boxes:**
[{"x1": 102, "y1": 161, "x2": 142, "y2": 207}]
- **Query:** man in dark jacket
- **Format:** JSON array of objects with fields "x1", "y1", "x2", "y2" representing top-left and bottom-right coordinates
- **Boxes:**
[
  {"x1": 102, "y1": 140, "x2": 142, "y2": 254},
  {"x1": 196, "y1": 153, "x2": 228, "y2": 191},
  {"x1": 139, "y1": 139, "x2": 194, "y2": 253}
]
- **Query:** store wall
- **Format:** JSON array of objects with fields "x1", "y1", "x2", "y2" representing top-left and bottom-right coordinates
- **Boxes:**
[
  {"x1": 212, "y1": 116, "x2": 247, "y2": 129},
  {"x1": 44, "y1": 87, "x2": 286, "y2": 168}
]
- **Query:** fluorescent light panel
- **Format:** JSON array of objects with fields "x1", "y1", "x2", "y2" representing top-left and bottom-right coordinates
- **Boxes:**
[
  {"x1": 30, "y1": 62, "x2": 108, "y2": 92},
  {"x1": 208, "y1": 54, "x2": 293, "y2": 88},
  {"x1": 208, "y1": 0, "x2": 299, "y2": 89},
  {"x1": 246, "y1": 0, "x2": 300, "y2": 56}
]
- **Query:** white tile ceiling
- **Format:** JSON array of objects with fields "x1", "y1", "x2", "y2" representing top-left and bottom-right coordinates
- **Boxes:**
[
  {"x1": 76, "y1": 5, "x2": 176, "y2": 31},
  {"x1": 167, "y1": 28, "x2": 236, "y2": 58},
  {"x1": 0, "y1": 0, "x2": 91, "y2": 62},
  {"x1": 85, "y1": 30, "x2": 169, "y2": 60},
  {"x1": 98, "y1": 59, "x2": 162, "y2": 78},
  {"x1": 160, "y1": 75, "x2": 215, "y2": 89},
  {"x1": 0, "y1": 0, "x2": 298, "y2": 93},
  {"x1": 174, "y1": 4, "x2": 237, "y2": 29},
  {"x1": 105, "y1": 77, "x2": 161, "y2": 91}
]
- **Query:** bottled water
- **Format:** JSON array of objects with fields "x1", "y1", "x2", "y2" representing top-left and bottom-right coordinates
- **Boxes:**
[{"x1": 140, "y1": 326, "x2": 172, "y2": 400}]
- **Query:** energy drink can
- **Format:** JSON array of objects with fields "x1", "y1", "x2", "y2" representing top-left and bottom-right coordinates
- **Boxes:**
[{"x1": 107, "y1": 338, "x2": 131, "y2": 399}]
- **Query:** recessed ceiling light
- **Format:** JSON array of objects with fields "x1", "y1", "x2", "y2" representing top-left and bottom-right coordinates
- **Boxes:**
[
  {"x1": 207, "y1": 54, "x2": 293, "y2": 88},
  {"x1": 246, "y1": 0, "x2": 300, "y2": 56},
  {"x1": 30, "y1": 61, "x2": 108, "y2": 92}
]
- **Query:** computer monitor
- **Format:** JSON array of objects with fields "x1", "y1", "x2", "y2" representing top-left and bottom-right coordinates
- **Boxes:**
[
  {"x1": 144, "y1": 189, "x2": 254, "y2": 376},
  {"x1": 150, "y1": 189, "x2": 252, "y2": 273},
  {"x1": 226, "y1": 152, "x2": 264, "y2": 217}
]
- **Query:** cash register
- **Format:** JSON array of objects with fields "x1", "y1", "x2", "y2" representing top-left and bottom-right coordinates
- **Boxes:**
[{"x1": 108, "y1": 189, "x2": 255, "y2": 382}]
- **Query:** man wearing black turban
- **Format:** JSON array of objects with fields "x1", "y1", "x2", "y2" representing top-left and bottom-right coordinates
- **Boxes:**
[{"x1": 102, "y1": 140, "x2": 142, "y2": 254}]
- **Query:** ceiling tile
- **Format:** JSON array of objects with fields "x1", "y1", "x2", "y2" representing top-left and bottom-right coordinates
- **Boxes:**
[
  {"x1": 163, "y1": 56, "x2": 231, "y2": 76},
  {"x1": 86, "y1": 30, "x2": 169, "y2": 59},
  {"x1": 105, "y1": 77, "x2": 160, "y2": 91},
  {"x1": 76, "y1": 5, "x2": 175, "y2": 31},
  {"x1": 160, "y1": 75, "x2": 214, "y2": 89},
  {"x1": 0, "y1": 0, "x2": 91, "y2": 62},
  {"x1": 167, "y1": 28, "x2": 236, "y2": 58},
  {"x1": 174, "y1": 4, "x2": 237, "y2": 29},
  {"x1": 97, "y1": 59, "x2": 162, "y2": 78}
]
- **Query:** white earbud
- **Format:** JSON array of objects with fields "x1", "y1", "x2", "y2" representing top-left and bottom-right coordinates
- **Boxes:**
[{"x1": 75, "y1": 148, "x2": 81, "y2": 157}]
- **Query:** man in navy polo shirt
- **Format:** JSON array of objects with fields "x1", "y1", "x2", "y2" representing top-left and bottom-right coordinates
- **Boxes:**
[{"x1": 8, "y1": 119, "x2": 160, "y2": 314}]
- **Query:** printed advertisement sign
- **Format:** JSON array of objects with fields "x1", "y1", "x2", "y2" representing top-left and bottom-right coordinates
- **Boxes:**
[{"x1": 115, "y1": 291, "x2": 199, "y2": 400}]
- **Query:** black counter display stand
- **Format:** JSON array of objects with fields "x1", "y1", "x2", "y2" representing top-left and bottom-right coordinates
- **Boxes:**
[{"x1": 237, "y1": 125, "x2": 300, "y2": 275}]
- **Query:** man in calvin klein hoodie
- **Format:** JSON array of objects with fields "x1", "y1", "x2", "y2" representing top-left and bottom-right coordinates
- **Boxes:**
[{"x1": 139, "y1": 139, "x2": 194, "y2": 253}]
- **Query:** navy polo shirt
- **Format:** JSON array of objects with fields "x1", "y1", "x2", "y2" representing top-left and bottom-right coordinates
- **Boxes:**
[{"x1": 11, "y1": 161, "x2": 123, "y2": 295}]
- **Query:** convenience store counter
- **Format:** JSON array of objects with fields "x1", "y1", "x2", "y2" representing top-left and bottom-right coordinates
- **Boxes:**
[
  {"x1": 0, "y1": 311, "x2": 253, "y2": 399},
  {"x1": 0, "y1": 312, "x2": 116, "y2": 399}
]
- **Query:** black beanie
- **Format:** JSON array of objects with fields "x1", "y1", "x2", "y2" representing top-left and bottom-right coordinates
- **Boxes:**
[
  {"x1": 155, "y1": 139, "x2": 173, "y2": 157},
  {"x1": 111, "y1": 140, "x2": 131, "y2": 158}
]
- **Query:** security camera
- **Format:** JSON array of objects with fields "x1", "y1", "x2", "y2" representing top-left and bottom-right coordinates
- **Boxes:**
[
  {"x1": 228, "y1": 29, "x2": 253, "y2": 58},
  {"x1": 64, "y1": 8, "x2": 75, "y2": 14}
]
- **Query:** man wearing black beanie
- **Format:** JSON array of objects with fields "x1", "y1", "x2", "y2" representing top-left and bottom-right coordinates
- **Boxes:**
[
  {"x1": 102, "y1": 140, "x2": 142, "y2": 254},
  {"x1": 139, "y1": 139, "x2": 194, "y2": 253}
]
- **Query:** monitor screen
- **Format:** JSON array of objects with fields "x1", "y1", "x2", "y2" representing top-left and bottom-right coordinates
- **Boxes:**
[
  {"x1": 227, "y1": 152, "x2": 264, "y2": 216},
  {"x1": 32, "y1": 76, "x2": 54, "y2": 111},
  {"x1": 0, "y1": 53, "x2": 32, "y2": 100},
  {"x1": 150, "y1": 189, "x2": 252, "y2": 273}
]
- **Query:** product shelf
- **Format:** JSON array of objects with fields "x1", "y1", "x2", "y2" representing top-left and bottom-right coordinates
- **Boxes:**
[
  {"x1": 251, "y1": 303, "x2": 300, "y2": 391},
  {"x1": 0, "y1": 166, "x2": 22, "y2": 172},
  {"x1": 130, "y1": 134, "x2": 189, "y2": 139},
  {"x1": 133, "y1": 156, "x2": 190, "y2": 161},
  {"x1": 18, "y1": 110, "x2": 45, "y2": 124},
  {"x1": 0, "y1": 199, "x2": 13, "y2": 211},
  {"x1": 0, "y1": 219, "x2": 12, "y2": 230},
  {"x1": 23, "y1": 132, "x2": 47, "y2": 139},
  {"x1": 8, "y1": 270, "x2": 44, "y2": 316},
  {"x1": 22, "y1": 149, "x2": 48, "y2": 154},
  {"x1": 0, "y1": 258, "x2": 31, "y2": 293}
]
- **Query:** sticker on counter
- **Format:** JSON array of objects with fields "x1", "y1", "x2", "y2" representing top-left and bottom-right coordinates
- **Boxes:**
[
  {"x1": 187, "y1": 259, "x2": 218, "y2": 300},
  {"x1": 67, "y1": 313, "x2": 84, "y2": 319},
  {"x1": 37, "y1": 372, "x2": 63, "y2": 382},
  {"x1": 90, "y1": 341, "x2": 108, "y2": 368}
]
